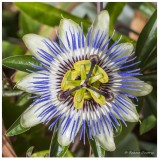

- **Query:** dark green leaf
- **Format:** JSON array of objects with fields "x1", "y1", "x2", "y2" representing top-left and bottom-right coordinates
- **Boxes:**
[
  {"x1": 14, "y1": 2, "x2": 91, "y2": 32},
  {"x1": 108, "y1": 133, "x2": 140, "y2": 157},
  {"x1": 140, "y1": 115, "x2": 156, "y2": 135},
  {"x1": 88, "y1": 138, "x2": 105, "y2": 157},
  {"x1": 139, "y1": 141, "x2": 157, "y2": 157},
  {"x1": 2, "y1": 11, "x2": 18, "y2": 38},
  {"x1": 139, "y1": 72, "x2": 157, "y2": 81},
  {"x1": 6, "y1": 116, "x2": 30, "y2": 136},
  {"x1": 145, "y1": 88, "x2": 157, "y2": 118},
  {"x1": 3, "y1": 90, "x2": 24, "y2": 97},
  {"x1": 113, "y1": 120, "x2": 122, "y2": 137},
  {"x1": 2, "y1": 55, "x2": 41, "y2": 72},
  {"x1": 141, "y1": 45, "x2": 156, "y2": 69},
  {"x1": 2, "y1": 41, "x2": 25, "y2": 59},
  {"x1": 14, "y1": 2, "x2": 134, "y2": 44},
  {"x1": 105, "y1": 2, "x2": 125, "y2": 28},
  {"x1": 141, "y1": 47, "x2": 157, "y2": 71},
  {"x1": 105, "y1": 2, "x2": 135, "y2": 44},
  {"x1": 49, "y1": 125, "x2": 69, "y2": 157},
  {"x1": 136, "y1": 10, "x2": 157, "y2": 67},
  {"x1": 86, "y1": 125, "x2": 105, "y2": 157},
  {"x1": 19, "y1": 12, "x2": 41, "y2": 37},
  {"x1": 115, "y1": 122, "x2": 136, "y2": 144}
]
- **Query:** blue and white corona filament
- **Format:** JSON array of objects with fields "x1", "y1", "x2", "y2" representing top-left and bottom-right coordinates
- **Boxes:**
[{"x1": 16, "y1": 11, "x2": 152, "y2": 151}]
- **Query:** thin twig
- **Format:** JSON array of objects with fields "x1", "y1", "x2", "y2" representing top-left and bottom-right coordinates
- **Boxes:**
[
  {"x1": 2, "y1": 122, "x2": 16, "y2": 157},
  {"x1": 89, "y1": 146, "x2": 92, "y2": 157}
]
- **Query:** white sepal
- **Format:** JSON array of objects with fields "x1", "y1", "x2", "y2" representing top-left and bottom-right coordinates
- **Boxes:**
[
  {"x1": 57, "y1": 110, "x2": 82, "y2": 146},
  {"x1": 20, "y1": 101, "x2": 51, "y2": 128},
  {"x1": 16, "y1": 71, "x2": 49, "y2": 94},
  {"x1": 94, "y1": 119, "x2": 116, "y2": 151}
]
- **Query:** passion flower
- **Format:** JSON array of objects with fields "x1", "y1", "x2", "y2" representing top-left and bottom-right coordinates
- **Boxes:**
[{"x1": 14, "y1": 10, "x2": 152, "y2": 151}]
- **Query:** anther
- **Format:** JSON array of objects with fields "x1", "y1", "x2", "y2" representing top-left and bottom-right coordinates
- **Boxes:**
[
  {"x1": 57, "y1": 91, "x2": 67, "y2": 101},
  {"x1": 105, "y1": 92, "x2": 114, "y2": 102},
  {"x1": 57, "y1": 85, "x2": 82, "y2": 101},
  {"x1": 89, "y1": 55, "x2": 99, "y2": 63},
  {"x1": 88, "y1": 85, "x2": 114, "y2": 102}
]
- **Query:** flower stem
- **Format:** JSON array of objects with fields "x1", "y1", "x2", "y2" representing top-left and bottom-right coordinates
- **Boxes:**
[{"x1": 97, "y1": 2, "x2": 103, "y2": 14}]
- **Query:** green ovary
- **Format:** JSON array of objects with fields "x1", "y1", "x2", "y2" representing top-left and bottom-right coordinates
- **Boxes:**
[{"x1": 61, "y1": 60, "x2": 109, "y2": 109}]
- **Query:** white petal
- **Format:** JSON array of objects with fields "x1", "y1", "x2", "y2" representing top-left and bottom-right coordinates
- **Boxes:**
[
  {"x1": 20, "y1": 100, "x2": 51, "y2": 128},
  {"x1": 112, "y1": 96, "x2": 139, "y2": 122},
  {"x1": 92, "y1": 10, "x2": 109, "y2": 35},
  {"x1": 59, "y1": 18, "x2": 80, "y2": 50},
  {"x1": 92, "y1": 10, "x2": 110, "y2": 45},
  {"x1": 111, "y1": 42, "x2": 134, "y2": 61},
  {"x1": 16, "y1": 71, "x2": 49, "y2": 94},
  {"x1": 121, "y1": 77, "x2": 153, "y2": 96},
  {"x1": 94, "y1": 122, "x2": 116, "y2": 151},
  {"x1": 23, "y1": 34, "x2": 53, "y2": 64},
  {"x1": 57, "y1": 110, "x2": 82, "y2": 146}
]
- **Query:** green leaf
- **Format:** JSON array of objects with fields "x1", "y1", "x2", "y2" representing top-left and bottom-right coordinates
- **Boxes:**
[
  {"x1": 88, "y1": 137, "x2": 105, "y2": 157},
  {"x1": 114, "y1": 122, "x2": 136, "y2": 144},
  {"x1": 140, "y1": 115, "x2": 156, "y2": 135},
  {"x1": 31, "y1": 150, "x2": 49, "y2": 157},
  {"x1": 19, "y1": 12, "x2": 41, "y2": 37},
  {"x1": 64, "y1": 150, "x2": 74, "y2": 157},
  {"x1": 113, "y1": 121, "x2": 122, "y2": 137},
  {"x1": 6, "y1": 116, "x2": 30, "y2": 136},
  {"x1": 136, "y1": 10, "x2": 157, "y2": 67},
  {"x1": 14, "y1": 2, "x2": 91, "y2": 32},
  {"x1": 108, "y1": 133, "x2": 140, "y2": 157},
  {"x1": 138, "y1": 72, "x2": 156, "y2": 81},
  {"x1": 145, "y1": 89, "x2": 157, "y2": 118},
  {"x1": 2, "y1": 90, "x2": 24, "y2": 97},
  {"x1": 86, "y1": 125, "x2": 105, "y2": 157},
  {"x1": 2, "y1": 55, "x2": 42, "y2": 72},
  {"x1": 2, "y1": 41, "x2": 25, "y2": 59},
  {"x1": 105, "y1": 2, "x2": 125, "y2": 28},
  {"x1": 49, "y1": 125, "x2": 69, "y2": 157},
  {"x1": 139, "y1": 141, "x2": 157, "y2": 157},
  {"x1": 17, "y1": 93, "x2": 31, "y2": 106},
  {"x1": 105, "y1": 2, "x2": 134, "y2": 44},
  {"x1": 141, "y1": 46, "x2": 157, "y2": 71}
]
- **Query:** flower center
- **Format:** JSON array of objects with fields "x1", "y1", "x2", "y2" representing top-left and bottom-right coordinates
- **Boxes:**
[{"x1": 58, "y1": 55, "x2": 110, "y2": 109}]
